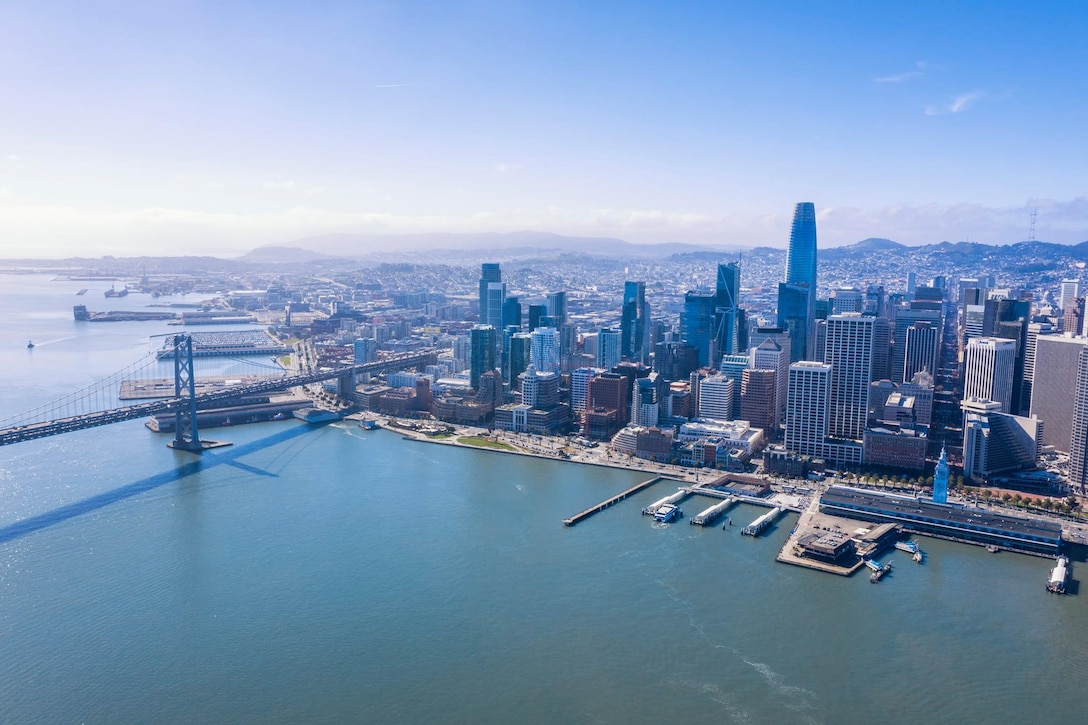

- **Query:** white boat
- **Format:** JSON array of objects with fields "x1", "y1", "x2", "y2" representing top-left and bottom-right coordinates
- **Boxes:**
[
  {"x1": 653, "y1": 503, "x2": 681, "y2": 523},
  {"x1": 1047, "y1": 556, "x2": 1069, "y2": 594}
]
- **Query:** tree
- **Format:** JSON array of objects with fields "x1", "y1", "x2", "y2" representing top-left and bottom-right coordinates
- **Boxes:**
[{"x1": 1002, "y1": 492, "x2": 1012, "y2": 502}]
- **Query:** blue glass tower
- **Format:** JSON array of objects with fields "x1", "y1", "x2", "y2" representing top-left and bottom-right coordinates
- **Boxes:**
[
  {"x1": 780, "y1": 202, "x2": 817, "y2": 360},
  {"x1": 682, "y1": 292, "x2": 717, "y2": 368},
  {"x1": 933, "y1": 446, "x2": 950, "y2": 504},
  {"x1": 621, "y1": 281, "x2": 647, "y2": 362}
]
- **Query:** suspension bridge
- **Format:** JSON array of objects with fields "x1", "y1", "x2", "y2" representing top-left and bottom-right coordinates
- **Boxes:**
[{"x1": 0, "y1": 335, "x2": 437, "y2": 451}]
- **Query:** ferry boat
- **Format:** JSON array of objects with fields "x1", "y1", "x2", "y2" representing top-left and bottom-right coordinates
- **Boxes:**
[
  {"x1": 895, "y1": 540, "x2": 924, "y2": 563},
  {"x1": 1047, "y1": 556, "x2": 1069, "y2": 594},
  {"x1": 865, "y1": 559, "x2": 892, "y2": 582},
  {"x1": 653, "y1": 503, "x2": 681, "y2": 523}
]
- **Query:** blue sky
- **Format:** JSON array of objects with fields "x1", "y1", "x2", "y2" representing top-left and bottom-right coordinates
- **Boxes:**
[{"x1": 1, "y1": 1, "x2": 1086, "y2": 256}]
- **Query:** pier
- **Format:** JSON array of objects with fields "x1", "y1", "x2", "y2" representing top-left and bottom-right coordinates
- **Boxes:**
[
  {"x1": 690, "y1": 497, "x2": 736, "y2": 526},
  {"x1": 642, "y1": 489, "x2": 689, "y2": 516},
  {"x1": 741, "y1": 507, "x2": 783, "y2": 536},
  {"x1": 562, "y1": 476, "x2": 665, "y2": 526}
]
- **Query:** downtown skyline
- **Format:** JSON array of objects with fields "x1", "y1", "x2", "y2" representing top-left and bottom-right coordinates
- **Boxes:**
[{"x1": 1, "y1": 1, "x2": 1087, "y2": 257}]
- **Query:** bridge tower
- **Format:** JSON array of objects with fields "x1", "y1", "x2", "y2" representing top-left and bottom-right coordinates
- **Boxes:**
[
  {"x1": 167, "y1": 334, "x2": 206, "y2": 452},
  {"x1": 165, "y1": 334, "x2": 231, "y2": 452}
]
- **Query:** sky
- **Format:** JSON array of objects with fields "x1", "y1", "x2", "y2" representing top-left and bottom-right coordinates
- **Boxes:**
[{"x1": 1, "y1": 1, "x2": 1086, "y2": 257}]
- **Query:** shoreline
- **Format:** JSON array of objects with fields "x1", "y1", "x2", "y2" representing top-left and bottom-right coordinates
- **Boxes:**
[{"x1": 363, "y1": 417, "x2": 1088, "y2": 547}]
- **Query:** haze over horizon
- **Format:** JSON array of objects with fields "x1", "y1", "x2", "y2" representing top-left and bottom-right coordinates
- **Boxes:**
[{"x1": 1, "y1": 1, "x2": 1086, "y2": 258}]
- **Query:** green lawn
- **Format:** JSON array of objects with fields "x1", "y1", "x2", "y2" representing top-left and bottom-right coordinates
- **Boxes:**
[{"x1": 458, "y1": 436, "x2": 516, "y2": 451}]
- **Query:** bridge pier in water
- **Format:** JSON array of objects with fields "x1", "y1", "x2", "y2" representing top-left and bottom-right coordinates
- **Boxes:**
[{"x1": 167, "y1": 334, "x2": 231, "y2": 453}]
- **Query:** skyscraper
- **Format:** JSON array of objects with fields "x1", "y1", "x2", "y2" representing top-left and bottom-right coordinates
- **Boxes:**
[
  {"x1": 682, "y1": 291, "x2": 717, "y2": 367},
  {"x1": 546, "y1": 291, "x2": 567, "y2": 326},
  {"x1": 719, "y1": 353, "x2": 749, "y2": 420},
  {"x1": 529, "y1": 326, "x2": 560, "y2": 374},
  {"x1": 479, "y1": 263, "x2": 501, "y2": 323},
  {"x1": 963, "y1": 337, "x2": 1017, "y2": 412},
  {"x1": 621, "y1": 281, "x2": 648, "y2": 362},
  {"x1": 777, "y1": 282, "x2": 811, "y2": 363},
  {"x1": 824, "y1": 314, "x2": 875, "y2": 440},
  {"x1": 485, "y1": 282, "x2": 506, "y2": 330},
  {"x1": 1070, "y1": 345, "x2": 1088, "y2": 493},
  {"x1": 785, "y1": 361, "x2": 831, "y2": 458},
  {"x1": 1061, "y1": 280, "x2": 1080, "y2": 311},
  {"x1": 715, "y1": 262, "x2": 742, "y2": 356},
  {"x1": 750, "y1": 338, "x2": 788, "y2": 429},
  {"x1": 1030, "y1": 334, "x2": 1085, "y2": 452},
  {"x1": 892, "y1": 303, "x2": 942, "y2": 383},
  {"x1": 502, "y1": 296, "x2": 522, "y2": 330},
  {"x1": 470, "y1": 324, "x2": 496, "y2": 390},
  {"x1": 597, "y1": 327, "x2": 623, "y2": 370},
  {"x1": 697, "y1": 374, "x2": 734, "y2": 421},
  {"x1": 782, "y1": 202, "x2": 817, "y2": 359},
  {"x1": 903, "y1": 321, "x2": 939, "y2": 380}
]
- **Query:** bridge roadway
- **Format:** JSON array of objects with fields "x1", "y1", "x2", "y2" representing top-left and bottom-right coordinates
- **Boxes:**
[{"x1": 0, "y1": 349, "x2": 437, "y2": 447}]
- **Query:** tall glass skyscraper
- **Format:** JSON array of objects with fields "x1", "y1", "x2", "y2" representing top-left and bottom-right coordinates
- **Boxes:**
[
  {"x1": 778, "y1": 202, "x2": 817, "y2": 361},
  {"x1": 479, "y1": 263, "x2": 501, "y2": 323},
  {"x1": 715, "y1": 262, "x2": 742, "y2": 356},
  {"x1": 682, "y1": 292, "x2": 717, "y2": 368},
  {"x1": 621, "y1": 281, "x2": 647, "y2": 362}
]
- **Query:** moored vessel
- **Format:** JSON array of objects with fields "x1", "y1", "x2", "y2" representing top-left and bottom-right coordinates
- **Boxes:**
[{"x1": 1047, "y1": 556, "x2": 1069, "y2": 594}]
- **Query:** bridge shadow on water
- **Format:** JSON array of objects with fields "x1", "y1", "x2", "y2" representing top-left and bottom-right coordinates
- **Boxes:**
[{"x1": 0, "y1": 425, "x2": 314, "y2": 546}]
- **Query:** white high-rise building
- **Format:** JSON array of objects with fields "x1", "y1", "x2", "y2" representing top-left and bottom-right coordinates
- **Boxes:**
[
  {"x1": 785, "y1": 361, "x2": 831, "y2": 457},
  {"x1": 597, "y1": 327, "x2": 622, "y2": 371},
  {"x1": 697, "y1": 374, "x2": 734, "y2": 421},
  {"x1": 569, "y1": 367, "x2": 600, "y2": 412},
  {"x1": 530, "y1": 326, "x2": 560, "y2": 374},
  {"x1": 824, "y1": 313, "x2": 875, "y2": 440},
  {"x1": 963, "y1": 337, "x2": 1018, "y2": 413},
  {"x1": 719, "y1": 353, "x2": 750, "y2": 420}
]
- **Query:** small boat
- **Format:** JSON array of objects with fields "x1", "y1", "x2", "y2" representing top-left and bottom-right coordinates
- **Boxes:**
[
  {"x1": 986, "y1": 544, "x2": 1000, "y2": 553},
  {"x1": 26, "y1": 340, "x2": 34, "y2": 349}
]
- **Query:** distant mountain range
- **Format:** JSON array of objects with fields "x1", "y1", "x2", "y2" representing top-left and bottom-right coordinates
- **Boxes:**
[{"x1": 259, "y1": 231, "x2": 740, "y2": 262}]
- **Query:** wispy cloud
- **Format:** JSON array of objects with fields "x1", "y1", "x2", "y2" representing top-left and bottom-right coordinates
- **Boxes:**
[
  {"x1": 374, "y1": 83, "x2": 415, "y2": 88},
  {"x1": 874, "y1": 61, "x2": 927, "y2": 84},
  {"x1": 493, "y1": 163, "x2": 523, "y2": 174},
  {"x1": 6, "y1": 154, "x2": 19, "y2": 162},
  {"x1": 924, "y1": 90, "x2": 986, "y2": 116}
]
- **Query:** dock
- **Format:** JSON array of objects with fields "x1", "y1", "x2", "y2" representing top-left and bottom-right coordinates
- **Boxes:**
[
  {"x1": 562, "y1": 476, "x2": 665, "y2": 526},
  {"x1": 742, "y1": 507, "x2": 783, "y2": 536},
  {"x1": 690, "y1": 497, "x2": 736, "y2": 526},
  {"x1": 642, "y1": 488, "x2": 689, "y2": 516}
]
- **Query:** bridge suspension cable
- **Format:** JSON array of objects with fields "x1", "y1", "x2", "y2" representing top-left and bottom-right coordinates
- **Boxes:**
[{"x1": 0, "y1": 348, "x2": 163, "y2": 429}]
